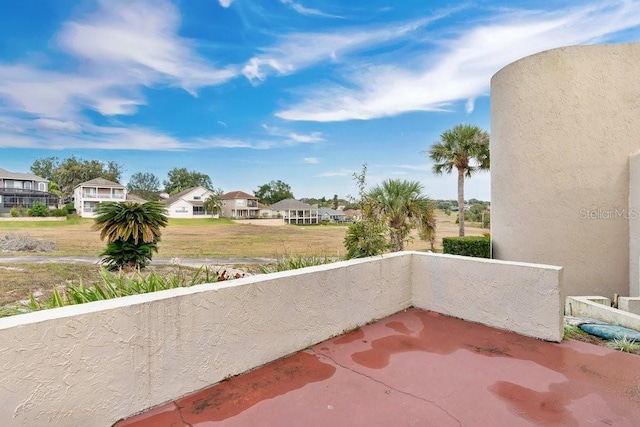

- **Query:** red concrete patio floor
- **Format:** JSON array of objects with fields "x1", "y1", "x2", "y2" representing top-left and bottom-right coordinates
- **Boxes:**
[{"x1": 115, "y1": 308, "x2": 640, "y2": 426}]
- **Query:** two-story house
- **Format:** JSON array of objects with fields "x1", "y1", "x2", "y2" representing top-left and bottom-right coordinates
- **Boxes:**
[
  {"x1": 161, "y1": 186, "x2": 217, "y2": 218},
  {"x1": 73, "y1": 178, "x2": 127, "y2": 218},
  {"x1": 0, "y1": 168, "x2": 60, "y2": 215},
  {"x1": 220, "y1": 191, "x2": 261, "y2": 219},
  {"x1": 269, "y1": 198, "x2": 319, "y2": 224}
]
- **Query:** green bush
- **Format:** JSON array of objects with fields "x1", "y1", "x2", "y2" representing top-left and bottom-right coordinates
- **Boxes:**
[
  {"x1": 29, "y1": 202, "x2": 50, "y2": 217},
  {"x1": 442, "y1": 236, "x2": 490, "y2": 258},
  {"x1": 10, "y1": 207, "x2": 18, "y2": 217},
  {"x1": 51, "y1": 207, "x2": 68, "y2": 217}
]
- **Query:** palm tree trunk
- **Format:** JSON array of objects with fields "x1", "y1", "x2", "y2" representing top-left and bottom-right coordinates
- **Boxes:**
[{"x1": 458, "y1": 168, "x2": 465, "y2": 237}]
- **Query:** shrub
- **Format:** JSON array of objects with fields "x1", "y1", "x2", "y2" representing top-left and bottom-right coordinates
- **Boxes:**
[
  {"x1": 51, "y1": 207, "x2": 68, "y2": 217},
  {"x1": 9, "y1": 207, "x2": 18, "y2": 217},
  {"x1": 442, "y1": 236, "x2": 490, "y2": 258},
  {"x1": 259, "y1": 255, "x2": 335, "y2": 273},
  {"x1": 344, "y1": 219, "x2": 389, "y2": 259},
  {"x1": 30, "y1": 202, "x2": 50, "y2": 217}
]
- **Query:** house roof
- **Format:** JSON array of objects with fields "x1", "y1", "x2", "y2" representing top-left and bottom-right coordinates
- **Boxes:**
[
  {"x1": 126, "y1": 194, "x2": 147, "y2": 203},
  {"x1": 221, "y1": 191, "x2": 256, "y2": 200},
  {"x1": 76, "y1": 178, "x2": 124, "y2": 189},
  {"x1": 161, "y1": 186, "x2": 210, "y2": 206},
  {"x1": 0, "y1": 168, "x2": 48, "y2": 182},
  {"x1": 269, "y1": 198, "x2": 317, "y2": 211},
  {"x1": 318, "y1": 207, "x2": 346, "y2": 216}
]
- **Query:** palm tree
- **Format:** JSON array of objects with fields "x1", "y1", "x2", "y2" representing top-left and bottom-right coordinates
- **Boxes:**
[
  {"x1": 368, "y1": 179, "x2": 436, "y2": 252},
  {"x1": 427, "y1": 124, "x2": 489, "y2": 236},
  {"x1": 203, "y1": 191, "x2": 222, "y2": 218},
  {"x1": 93, "y1": 201, "x2": 168, "y2": 270}
]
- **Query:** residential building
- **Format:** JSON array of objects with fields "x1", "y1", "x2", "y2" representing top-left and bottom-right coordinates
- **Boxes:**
[
  {"x1": 220, "y1": 191, "x2": 260, "y2": 219},
  {"x1": 162, "y1": 186, "x2": 217, "y2": 218},
  {"x1": 0, "y1": 168, "x2": 59, "y2": 215},
  {"x1": 343, "y1": 209, "x2": 362, "y2": 221},
  {"x1": 318, "y1": 207, "x2": 347, "y2": 223},
  {"x1": 269, "y1": 198, "x2": 318, "y2": 224},
  {"x1": 73, "y1": 178, "x2": 126, "y2": 218}
]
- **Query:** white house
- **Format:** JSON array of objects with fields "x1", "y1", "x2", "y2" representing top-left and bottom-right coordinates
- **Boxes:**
[
  {"x1": 269, "y1": 199, "x2": 319, "y2": 224},
  {"x1": 73, "y1": 178, "x2": 126, "y2": 218},
  {"x1": 162, "y1": 186, "x2": 217, "y2": 218}
]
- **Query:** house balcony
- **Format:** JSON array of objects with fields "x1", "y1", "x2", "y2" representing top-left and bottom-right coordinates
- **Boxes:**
[
  {"x1": 82, "y1": 192, "x2": 126, "y2": 200},
  {"x1": 2, "y1": 252, "x2": 638, "y2": 425}
]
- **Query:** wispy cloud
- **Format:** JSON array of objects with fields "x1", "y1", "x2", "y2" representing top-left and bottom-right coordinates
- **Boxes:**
[
  {"x1": 242, "y1": 17, "x2": 435, "y2": 83},
  {"x1": 261, "y1": 124, "x2": 324, "y2": 143},
  {"x1": 58, "y1": 0, "x2": 237, "y2": 95},
  {"x1": 303, "y1": 157, "x2": 319, "y2": 164},
  {"x1": 0, "y1": 0, "x2": 238, "y2": 129},
  {"x1": 280, "y1": 0, "x2": 342, "y2": 18},
  {"x1": 276, "y1": 1, "x2": 640, "y2": 121},
  {"x1": 219, "y1": 0, "x2": 235, "y2": 8},
  {"x1": 0, "y1": 116, "x2": 326, "y2": 151}
]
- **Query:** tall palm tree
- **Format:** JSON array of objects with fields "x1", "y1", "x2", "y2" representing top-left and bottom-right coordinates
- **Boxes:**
[
  {"x1": 93, "y1": 201, "x2": 168, "y2": 270},
  {"x1": 428, "y1": 124, "x2": 490, "y2": 236},
  {"x1": 203, "y1": 191, "x2": 222, "y2": 218},
  {"x1": 368, "y1": 179, "x2": 436, "y2": 252}
]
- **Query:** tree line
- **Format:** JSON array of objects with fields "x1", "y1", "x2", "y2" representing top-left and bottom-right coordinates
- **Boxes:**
[{"x1": 28, "y1": 157, "x2": 298, "y2": 206}]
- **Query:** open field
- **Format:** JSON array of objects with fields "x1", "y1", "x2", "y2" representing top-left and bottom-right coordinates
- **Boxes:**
[
  {"x1": 0, "y1": 212, "x2": 486, "y2": 307},
  {"x1": 0, "y1": 212, "x2": 486, "y2": 258}
]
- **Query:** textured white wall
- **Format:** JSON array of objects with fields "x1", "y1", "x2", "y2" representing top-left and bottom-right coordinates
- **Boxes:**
[
  {"x1": 491, "y1": 43, "x2": 640, "y2": 298},
  {"x1": 411, "y1": 253, "x2": 563, "y2": 342},
  {"x1": 629, "y1": 153, "x2": 640, "y2": 297},
  {"x1": 0, "y1": 252, "x2": 562, "y2": 426}
]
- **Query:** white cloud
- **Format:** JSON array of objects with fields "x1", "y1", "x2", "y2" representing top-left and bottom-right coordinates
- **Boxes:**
[
  {"x1": 303, "y1": 157, "x2": 319, "y2": 164},
  {"x1": 0, "y1": 0, "x2": 240, "y2": 136},
  {"x1": 276, "y1": 1, "x2": 640, "y2": 122},
  {"x1": 32, "y1": 118, "x2": 81, "y2": 133},
  {"x1": 219, "y1": 0, "x2": 235, "y2": 7},
  {"x1": 58, "y1": 0, "x2": 237, "y2": 95},
  {"x1": 279, "y1": 0, "x2": 342, "y2": 18},
  {"x1": 465, "y1": 98, "x2": 475, "y2": 114},
  {"x1": 242, "y1": 17, "x2": 434, "y2": 83},
  {"x1": 261, "y1": 124, "x2": 324, "y2": 144}
]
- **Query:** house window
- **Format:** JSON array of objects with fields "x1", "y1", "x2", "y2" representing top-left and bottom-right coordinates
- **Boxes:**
[
  {"x1": 38, "y1": 182, "x2": 46, "y2": 191},
  {"x1": 236, "y1": 200, "x2": 245, "y2": 206},
  {"x1": 193, "y1": 196, "x2": 201, "y2": 200},
  {"x1": 24, "y1": 182, "x2": 32, "y2": 190},
  {"x1": 175, "y1": 207, "x2": 188, "y2": 213}
]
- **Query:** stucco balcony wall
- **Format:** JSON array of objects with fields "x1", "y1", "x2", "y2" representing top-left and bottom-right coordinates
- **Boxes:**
[{"x1": 0, "y1": 252, "x2": 562, "y2": 426}]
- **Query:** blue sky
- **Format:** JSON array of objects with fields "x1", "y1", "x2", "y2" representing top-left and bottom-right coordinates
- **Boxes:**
[{"x1": 2, "y1": 0, "x2": 640, "y2": 201}]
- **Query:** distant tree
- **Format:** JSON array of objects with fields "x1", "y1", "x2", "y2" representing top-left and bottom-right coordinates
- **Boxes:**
[
  {"x1": 127, "y1": 172, "x2": 161, "y2": 201},
  {"x1": 203, "y1": 189, "x2": 223, "y2": 218},
  {"x1": 30, "y1": 156, "x2": 123, "y2": 201},
  {"x1": 93, "y1": 201, "x2": 168, "y2": 270},
  {"x1": 332, "y1": 194, "x2": 339, "y2": 210},
  {"x1": 30, "y1": 157, "x2": 58, "y2": 181},
  {"x1": 368, "y1": 179, "x2": 436, "y2": 252},
  {"x1": 163, "y1": 168, "x2": 213, "y2": 195},
  {"x1": 427, "y1": 124, "x2": 489, "y2": 236},
  {"x1": 254, "y1": 180, "x2": 294, "y2": 205}
]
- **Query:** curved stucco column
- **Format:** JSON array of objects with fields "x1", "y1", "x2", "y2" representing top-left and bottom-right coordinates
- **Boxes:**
[{"x1": 491, "y1": 43, "x2": 640, "y2": 298}]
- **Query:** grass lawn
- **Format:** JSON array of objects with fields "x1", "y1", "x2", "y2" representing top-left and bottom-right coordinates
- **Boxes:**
[{"x1": 0, "y1": 212, "x2": 487, "y2": 307}]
